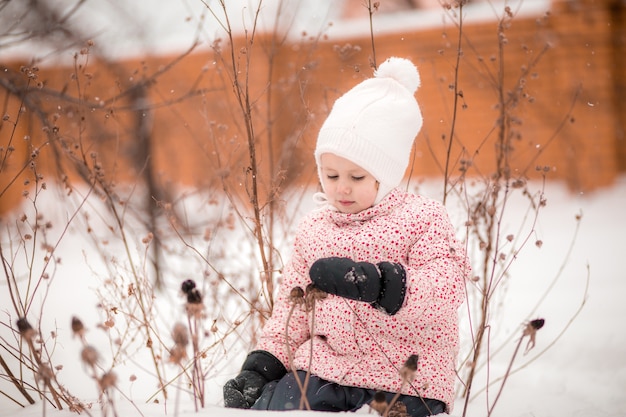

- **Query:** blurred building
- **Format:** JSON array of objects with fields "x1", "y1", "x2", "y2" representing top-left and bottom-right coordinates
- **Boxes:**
[{"x1": 1, "y1": 0, "x2": 624, "y2": 214}]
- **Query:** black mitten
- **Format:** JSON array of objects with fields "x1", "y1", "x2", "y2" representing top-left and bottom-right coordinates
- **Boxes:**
[
  {"x1": 309, "y1": 257, "x2": 381, "y2": 302},
  {"x1": 375, "y1": 261, "x2": 407, "y2": 315},
  {"x1": 223, "y1": 370, "x2": 266, "y2": 408},
  {"x1": 223, "y1": 350, "x2": 287, "y2": 408},
  {"x1": 309, "y1": 257, "x2": 406, "y2": 315}
]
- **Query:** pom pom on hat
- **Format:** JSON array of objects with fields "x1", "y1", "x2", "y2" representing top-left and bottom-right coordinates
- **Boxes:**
[
  {"x1": 315, "y1": 57, "x2": 423, "y2": 204},
  {"x1": 374, "y1": 56, "x2": 421, "y2": 94}
]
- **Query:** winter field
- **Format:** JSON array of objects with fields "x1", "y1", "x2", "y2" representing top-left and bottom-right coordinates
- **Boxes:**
[
  {"x1": 1, "y1": 177, "x2": 625, "y2": 417},
  {"x1": 1, "y1": 1, "x2": 625, "y2": 416}
]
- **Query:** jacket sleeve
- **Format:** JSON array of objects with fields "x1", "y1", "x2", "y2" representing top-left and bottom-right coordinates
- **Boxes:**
[
  {"x1": 254, "y1": 226, "x2": 312, "y2": 368},
  {"x1": 394, "y1": 201, "x2": 470, "y2": 320}
]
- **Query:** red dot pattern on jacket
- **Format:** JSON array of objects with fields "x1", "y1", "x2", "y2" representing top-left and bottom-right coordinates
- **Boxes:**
[{"x1": 256, "y1": 188, "x2": 471, "y2": 412}]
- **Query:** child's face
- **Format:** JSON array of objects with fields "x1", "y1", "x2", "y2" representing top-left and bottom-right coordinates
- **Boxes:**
[{"x1": 319, "y1": 153, "x2": 378, "y2": 214}]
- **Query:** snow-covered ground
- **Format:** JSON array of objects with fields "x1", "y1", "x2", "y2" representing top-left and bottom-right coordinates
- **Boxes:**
[{"x1": 1, "y1": 177, "x2": 625, "y2": 417}]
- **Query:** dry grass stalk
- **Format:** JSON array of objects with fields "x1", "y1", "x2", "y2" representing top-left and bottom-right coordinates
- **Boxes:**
[
  {"x1": 73, "y1": 315, "x2": 119, "y2": 417},
  {"x1": 283, "y1": 286, "x2": 310, "y2": 410}
]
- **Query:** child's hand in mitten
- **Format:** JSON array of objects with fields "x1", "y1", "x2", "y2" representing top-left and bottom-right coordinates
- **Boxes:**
[
  {"x1": 223, "y1": 350, "x2": 286, "y2": 408},
  {"x1": 309, "y1": 257, "x2": 406, "y2": 315},
  {"x1": 223, "y1": 369, "x2": 266, "y2": 408}
]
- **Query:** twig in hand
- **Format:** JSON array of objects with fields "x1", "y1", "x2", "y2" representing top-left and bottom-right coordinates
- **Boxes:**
[
  {"x1": 301, "y1": 284, "x2": 327, "y2": 410},
  {"x1": 284, "y1": 287, "x2": 310, "y2": 410}
]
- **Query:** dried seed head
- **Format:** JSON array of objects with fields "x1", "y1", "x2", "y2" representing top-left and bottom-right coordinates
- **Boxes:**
[
  {"x1": 403, "y1": 354, "x2": 419, "y2": 371},
  {"x1": 369, "y1": 391, "x2": 388, "y2": 415},
  {"x1": 523, "y1": 318, "x2": 545, "y2": 353},
  {"x1": 387, "y1": 400, "x2": 408, "y2": 417},
  {"x1": 142, "y1": 232, "x2": 153, "y2": 245},
  {"x1": 81, "y1": 345, "x2": 99, "y2": 367},
  {"x1": 288, "y1": 286, "x2": 305, "y2": 305},
  {"x1": 185, "y1": 300, "x2": 204, "y2": 319},
  {"x1": 171, "y1": 323, "x2": 189, "y2": 347},
  {"x1": 99, "y1": 371, "x2": 117, "y2": 390},
  {"x1": 186, "y1": 288, "x2": 203, "y2": 304},
  {"x1": 168, "y1": 344, "x2": 187, "y2": 364},
  {"x1": 210, "y1": 319, "x2": 218, "y2": 333},
  {"x1": 400, "y1": 354, "x2": 419, "y2": 382},
  {"x1": 71, "y1": 316, "x2": 85, "y2": 337},
  {"x1": 37, "y1": 363, "x2": 55, "y2": 383},
  {"x1": 305, "y1": 283, "x2": 327, "y2": 311},
  {"x1": 181, "y1": 279, "x2": 196, "y2": 294},
  {"x1": 16, "y1": 317, "x2": 35, "y2": 341}
]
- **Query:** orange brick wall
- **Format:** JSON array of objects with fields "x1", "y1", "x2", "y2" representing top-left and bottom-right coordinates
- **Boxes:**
[
  {"x1": 1, "y1": 0, "x2": 624, "y2": 215},
  {"x1": 289, "y1": 0, "x2": 625, "y2": 191}
]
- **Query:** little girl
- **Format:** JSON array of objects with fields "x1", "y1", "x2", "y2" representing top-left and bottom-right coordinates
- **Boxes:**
[{"x1": 224, "y1": 57, "x2": 471, "y2": 417}]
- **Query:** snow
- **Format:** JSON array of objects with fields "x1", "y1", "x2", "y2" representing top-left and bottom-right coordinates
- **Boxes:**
[
  {"x1": 1, "y1": 1, "x2": 625, "y2": 416},
  {"x1": 1, "y1": 177, "x2": 625, "y2": 417}
]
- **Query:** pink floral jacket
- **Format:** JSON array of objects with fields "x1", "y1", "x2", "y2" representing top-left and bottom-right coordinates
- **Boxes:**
[{"x1": 256, "y1": 188, "x2": 471, "y2": 411}]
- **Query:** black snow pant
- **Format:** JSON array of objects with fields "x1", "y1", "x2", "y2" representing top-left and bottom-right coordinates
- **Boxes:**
[{"x1": 251, "y1": 370, "x2": 446, "y2": 417}]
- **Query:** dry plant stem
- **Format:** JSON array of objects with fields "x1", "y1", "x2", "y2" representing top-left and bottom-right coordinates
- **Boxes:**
[
  {"x1": 98, "y1": 185, "x2": 167, "y2": 399},
  {"x1": 488, "y1": 319, "x2": 544, "y2": 416},
  {"x1": 383, "y1": 388, "x2": 404, "y2": 417},
  {"x1": 145, "y1": 318, "x2": 246, "y2": 404},
  {"x1": 366, "y1": 0, "x2": 378, "y2": 68},
  {"x1": 468, "y1": 184, "x2": 547, "y2": 370},
  {"x1": 68, "y1": 48, "x2": 168, "y2": 399},
  {"x1": 0, "y1": 71, "x2": 36, "y2": 174},
  {"x1": 78, "y1": 331, "x2": 118, "y2": 417},
  {"x1": 521, "y1": 85, "x2": 580, "y2": 176},
  {"x1": 27, "y1": 172, "x2": 92, "y2": 315},
  {"x1": 487, "y1": 330, "x2": 524, "y2": 416},
  {"x1": 284, "y1": 303, "x2": 311, "y2": 411},
  {"x1": 0, "y1": 353, "x2": 35, "y2": 405},
  {"x1": 383, "y1": 357, "x2": 423, "y2": 417},
  {"x1": 471, "y1": 267, "x2": 589, "y2": 401},
  {"x1": 0, "y1": 241, "x2": 20, "y2": 315},
  {"x1": 300, "y1": 297, "x2": 317, "y2": 410},
  {"x1": 104, "y1": 391, "x2": 119, "y2": 417},
  {"x1": 187, "y1": 313, "x2": 205, "y2": 410},
  {"x1": 261, "y1": 2, "x2": 287, "y2": 293},
  {"x1": 340, "y1": 301, "x2": 434, "y2": 414},
  {"x1": 174, "y1": 376, "x2": 181, "y2": 417},
  {"x1": 342, "y1": 301, "x2": 400, "y2": 377},
  {"x1": 462, "y1": 11, "x2": 516, "y2": 415},
  {"x1": 217, "y1": 0, "x2": 274, "y2": 309},
  {"x1": 162, "y1": 208, "x2": 259, "y2": 316},
  {"x1": 0, "y1": 78, "x2": 30, "y2": 175},
  {"x1": 461, "y1": 192, "x2": 499, "y2": 414},
  {"x1": 24, "y1": 337, "x2": 64, "y2": 410},
  {"x1": 443, "y1": 1, "x2": 464, "y2": 205},
  {"x1": 2, "y1": 167, "x2": 86, "y2": 412},
  {"x1": 463, "y1": 178, "x2": 530, "y2": 411}
]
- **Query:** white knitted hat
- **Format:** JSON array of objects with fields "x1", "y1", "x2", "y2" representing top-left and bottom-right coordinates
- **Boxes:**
[{"x1": 314, "y1": 57, "x2": 423, "y2": 204}]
